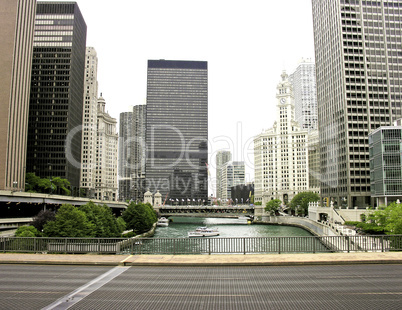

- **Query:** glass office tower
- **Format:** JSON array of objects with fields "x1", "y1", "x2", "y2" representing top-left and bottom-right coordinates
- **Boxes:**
[
  {"x1": 369, "y1": 125, "x2": 402, "y2": 207},
  {"x1": 27, "y1": 2, "x2": 87, "y2": 191},
  {"x1": 145, "y1": 60, "x2": 208, "y2": 204},
  {"x1": 312, "y1": 0, "x2": 402, "y2": 208}
]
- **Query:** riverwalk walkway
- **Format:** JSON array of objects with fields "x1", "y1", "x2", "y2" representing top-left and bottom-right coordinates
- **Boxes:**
[{"x1": 0, "y1": 252, "x2": 401, "y2": 267}]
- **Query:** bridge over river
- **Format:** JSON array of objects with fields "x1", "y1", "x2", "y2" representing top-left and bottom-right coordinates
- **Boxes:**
[{"x1": 155, "y1": 205, "x2": 256, "y2": 218}]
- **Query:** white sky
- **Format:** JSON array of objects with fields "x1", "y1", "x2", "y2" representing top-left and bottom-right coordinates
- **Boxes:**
[{"x1": 42, "y1": 0, "x2": 315, "y2": 196}]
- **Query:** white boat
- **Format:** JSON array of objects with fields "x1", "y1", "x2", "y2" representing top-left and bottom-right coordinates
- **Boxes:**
[
  {"x1": 188, "y1": 227, "x2": 219, "y2": 237},
  {"x1": 157, "y1": 217, "x2": 169, "y2": 227}
]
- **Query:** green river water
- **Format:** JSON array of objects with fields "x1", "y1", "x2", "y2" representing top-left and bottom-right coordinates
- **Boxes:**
[{"x1": 153, "y1": 217, "x2": 313, "y2": 238}]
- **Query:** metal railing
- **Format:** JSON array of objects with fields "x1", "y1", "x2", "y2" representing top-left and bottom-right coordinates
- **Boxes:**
[{"x1": 1, "y1": 235, "x2": 401, "y2": 255}]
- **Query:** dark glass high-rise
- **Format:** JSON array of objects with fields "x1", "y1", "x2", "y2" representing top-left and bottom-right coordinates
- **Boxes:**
[
  {"x1": 27, "y1": 2, "x2": 87, "y2": 192},
  {"x1": 145, "y1": 60, "x2": 208, "y2": 204}
]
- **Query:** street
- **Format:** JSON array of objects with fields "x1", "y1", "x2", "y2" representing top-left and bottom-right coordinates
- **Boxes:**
[{"x1": 0, "y1": 264, "x2": 401, "y2": 309}]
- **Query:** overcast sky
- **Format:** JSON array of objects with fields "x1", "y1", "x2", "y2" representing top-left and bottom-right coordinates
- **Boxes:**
[{"x1": 42, "y1": 0, "x2": 315, "y2": 196}]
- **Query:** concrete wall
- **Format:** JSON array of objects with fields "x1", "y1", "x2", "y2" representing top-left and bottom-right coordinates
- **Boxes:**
[{"x1": 258, "y1": 216, "x2": 338, "y2": 237}]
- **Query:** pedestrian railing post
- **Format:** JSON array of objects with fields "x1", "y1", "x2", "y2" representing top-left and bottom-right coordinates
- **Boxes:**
[
  {"x1": 278, "y1": 238, "x2": 281, "y2": 254},
  {"x1": 313, "y1": 236, "x2": 316, "y2": 254},
  {"x1": 208, "y1": 238, "x2": 211, "y2": 255},
  {"x1": 243, "y1": 238, "x2": 246, "y2": 255}
]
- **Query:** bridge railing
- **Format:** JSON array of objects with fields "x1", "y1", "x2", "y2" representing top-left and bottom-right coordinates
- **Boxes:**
[{"x1": 1, "y1": 235, "x2": 401, "y2": 255}]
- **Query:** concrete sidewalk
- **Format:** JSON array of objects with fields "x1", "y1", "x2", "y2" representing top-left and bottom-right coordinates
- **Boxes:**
[{"x1": 0, "y1": 252, "x2": 401, "y2": 267}]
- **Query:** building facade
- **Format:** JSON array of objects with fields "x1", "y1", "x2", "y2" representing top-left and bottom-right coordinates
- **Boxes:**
[
  {"x1": 118, "y1": 111, "x2": 133, "y2": 201},
  {"x1": 308, "y1": 130, "x2": 321, "y2": 193},
  {"x1": 118, "y1": 105, "x2": 146, "y2": 202},
  {"x1": 289, "y1": 58, "x2": 318, "y2": 132},
  {"x1": 312, "y1": 0, "x2": 402, "y2": 208},
  {"x1": 131, "y1": 105, "x2": 147, "y2": 202},
  {"x1": 80, "y1": 47, "x2": 98, "y2": 198},
  {"x1": 0, "y1": 0, "x2": 36, "y2": 191},
  {"x1": 145, "y1": 60, "x2": 208, "y2": 203},
  {"x1": 27, "y1": 1, "x2": 87, "y2": 191},
  {"x1": 254, "y1": 72, "x2": 309, "y2": 204},
  {"x1": 94, "y1": 96, "x2": 118, "y2": 201},
  {"x1": 369, "y1": 123, "x2": 402, "y2": 207},
  {"x1": 216, "y1": 150, "x2": 232, "y2": 199},
  {"x1": 220, "y1": 161, "x2": 245, "y2": 201},
  {"x1": 231, "y1": 183, "x2": 254, "y2": 205}
]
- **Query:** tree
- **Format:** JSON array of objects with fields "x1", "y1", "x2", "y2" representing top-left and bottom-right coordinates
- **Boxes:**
[
  {"x1": 289, "y1": 192, "x2": 320, "y2": 216},
  {"x1": 25, "y1": 172, "x2": 71, "y2": 196},
  {"x1": 25, "y1": 173, "x2": 40, "y2": 192},
  {"x1": 31, "y1": 210, "x2": 56, "y2": 232},
  {"x1": 371, "y1": 202, "x2": 402, "y2": 234},
  {"x1": 43, "y1": 204, "x2": 95, "y2": 237},
  {"x1": 122, "y1": 202, "x2": 157, "y2": 235},
  {"x1": 79, "y1": 202, "x2": 124, "y2": 237},
  {"x1": 52, "y1": 177, "x2": 71, "y2": 195},
  {"x1": 15, "y1": 226, "x2": 41, "y2": 237},
  {"x1": 265, "y1": 199, "x2": 282, "y2": 215}
]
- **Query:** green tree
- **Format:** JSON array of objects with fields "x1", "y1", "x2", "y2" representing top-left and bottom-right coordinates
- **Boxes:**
[
  {"x1": 25, "y1": 173, "x2": 40, "y2": 192},
  {"x1": 289, "y1": 192, "x2": 320, "y2": 216},
  {"x1": 122, "y1": 202, "x2": 157, "y2": 235},
  {"x1": 371, "y1": 202, "x2": 402, "y2": 234},
  {"x1": 265, "y1": 199, "x2": 282, "y2": 215},
  {"x1": 79, "y1": 202, "x2": 124, "y2": 237},
  {"x1": 37, "y1": 178, "x2": 52, "y2": 193},
  {"x1": 116, "y1": 217, "x2": 127, "y2": 233},
  {"x1": 15, "y1": 225, "x2": 41, "y2": 237},
  {"x1": 43, "y1": 204, "x2": 95, "y2": 237},
  {"x1": 25, "y1": 172, "x2": 71, "y2": 196},
  {"x1": 52, "y1": 177, "x2": 71, "y2": 195}
]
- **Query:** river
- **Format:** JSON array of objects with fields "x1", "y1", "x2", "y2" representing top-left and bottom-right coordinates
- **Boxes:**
[{"x1": 154, "y1": 216, "x2": 314, "y2": 238}]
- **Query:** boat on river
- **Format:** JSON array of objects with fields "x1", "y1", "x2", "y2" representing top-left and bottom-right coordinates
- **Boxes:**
[
  {"x1": 157, "y1": 217, "x2": 169, "y2": 227},
  {"x1": 188, "y1": 227, "x2": 219, "y2": 237}
]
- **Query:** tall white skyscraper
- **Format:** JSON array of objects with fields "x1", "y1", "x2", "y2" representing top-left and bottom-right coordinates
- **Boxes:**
[
  {"x1": 289, "y1": 58, "x2": 318, "y2": 132},
  {"x1": 94, "y1": 96, "x2": 118, "y2": 201},
  {"x1": 80, "y1": 47, "x2": 98, "y2": 197},
  {"x1": 312, "y1": 0, "x2": 402, "y2": 208},
  {"x1": 254, "y1": 72, "x2": 309, "y2": 204},
  {"x1": 80, "y1": 47, "x2": 117, "y2": 201}
]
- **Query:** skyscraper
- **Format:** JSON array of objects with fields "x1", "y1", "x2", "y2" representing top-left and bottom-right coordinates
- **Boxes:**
[
  {"x1": 27, "y1": 1, "x2": 87, "y2": 191},
  {"x1": 369, "y1": 122, "x2": 402, "y2": 207},
  {"x1": 220, "y1": 161, "x2": 245, "y2": 201},
  {"x1": 216, "y1": 150, "x2": 232, "y2": 199},
  {"x1": 80, "y1": 47, "x2": 98, "y2": 197},
  {"x1": 0, "y1": 0, "x2": 36, "y2": 191},
  {"x1": 312, "y1": 0, "x2": 402, "y2": 208},
  {"x1": 254, "y1": 72, "x2": 309, "y2": 204},
  {"x1": 94, "y1": 96, "x2": 118, "y2": 201},
  {"x1": 289, "y1": 58, "x2": 318, "y2": 132},
  {"x1": 118, "y1": 111, "x2": 133, "y2": 201},
  {"x1": 145, "y1": 60, "x2": 208, "y2": 203},
  {"x1": 131, "y1": 104, "x2": 147, "y2": 202},
  {"x1": 118, "y1": 105, "x2": 146, "y2": 202}
]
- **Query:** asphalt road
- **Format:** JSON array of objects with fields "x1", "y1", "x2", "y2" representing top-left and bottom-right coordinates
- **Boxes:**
[{"x1": 0, "y1": 264, "x2": 401, "y2": 310}]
